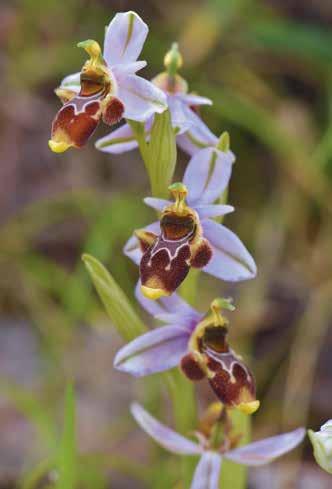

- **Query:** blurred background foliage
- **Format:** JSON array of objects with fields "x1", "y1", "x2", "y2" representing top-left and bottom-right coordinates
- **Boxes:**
[{"x1": 1, "y1": 0, "x2": 332, "y2": 487}]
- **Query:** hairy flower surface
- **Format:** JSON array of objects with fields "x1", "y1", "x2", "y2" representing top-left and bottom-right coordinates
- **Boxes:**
[
  {"x1": 115, "y1": 288, "x2": 258, "y2": 413},
  {"x1": 308, "y1": 420, "x2": 332, "y2": 474},
  {"x1": 131, "y1": 403, "x2": 305, "y2": 489},
  {"x1": 124, "y1": 146, "x2": 256, "y2": 299},
  {"x1": 95, "y1": 43, "x2": 217, "y2": 155},
  {"x1": 49, "y1": 11, "x2": 167, "y2": 153}
]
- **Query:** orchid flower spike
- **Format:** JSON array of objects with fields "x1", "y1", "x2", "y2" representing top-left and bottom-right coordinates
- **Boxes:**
[
  {"x1": 49, "y1": 11, "x2": 167, "y2": 153},
  {"x1": 115, "y1": 290, "x2": 258, "y2": 413},
  {"x1": 131, "y1": 402, "x2": 305, "y2": 489},
  {"x1": 308, "y1": 420, "x2": 332, "y2": 474},
  {"x1": 124, "y1": 145, "x2": 256, "y2": 299},
  {"x1": 96, "y1": 42, "x2": 218, "y2": 155}
]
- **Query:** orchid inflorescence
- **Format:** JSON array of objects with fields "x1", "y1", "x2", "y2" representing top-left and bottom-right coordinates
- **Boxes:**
[{"x1": 50, "y1": 10, "x2": 309, "y2": 488}]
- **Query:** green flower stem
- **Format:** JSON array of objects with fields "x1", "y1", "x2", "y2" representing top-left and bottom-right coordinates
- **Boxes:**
[
  {"x1": 177, "y1": 266, "x2": 200, "y2": 485},
  {"x1": 219, "y1": 411, "x2": 251, "y2": 488},
  {"x1": 166, "y1": 370, "x2": 197, "y2": 488}
]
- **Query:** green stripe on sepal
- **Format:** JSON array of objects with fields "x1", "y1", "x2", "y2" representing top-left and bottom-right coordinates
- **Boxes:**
[{"x1": 82, "y1": 253, "x2": 146, "y2": 341}]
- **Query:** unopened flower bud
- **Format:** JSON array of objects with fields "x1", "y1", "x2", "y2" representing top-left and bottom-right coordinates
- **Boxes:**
[
  {"x1": 308, "y1": 420, "x2": 332, "y2": 474},
  {"x1": 164, "y1": 42, "x2": 183, "y2": 76},
  {"x1": 217, "y1": 131, "x2": 230, "y2": 152}
]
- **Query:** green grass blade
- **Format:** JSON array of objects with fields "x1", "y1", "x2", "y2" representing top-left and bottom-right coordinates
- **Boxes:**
[{"x1": 56, "y1": 384, "x2": 77, "y2": 489}]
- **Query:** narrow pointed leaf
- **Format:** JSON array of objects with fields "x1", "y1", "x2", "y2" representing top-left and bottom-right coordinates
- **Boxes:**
[
  {"x1": 82, "y1": 254, "x2": 146, "y2": 341},
  {"x1": 0, "y1": 381, "x2": 56, "y2": 451}
]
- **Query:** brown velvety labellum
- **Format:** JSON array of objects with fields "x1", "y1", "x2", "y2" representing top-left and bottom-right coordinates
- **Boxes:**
[
  {"x1": 139, "y1": 210, "x2": 201, "y2": 294},
  {"x1": 181, "y1": 353, "x2": 206, "y2": 381},
  {"x1": 51, "y1": 100, "x2": 100, "y2": 148},
  {"x1": 190, "y1": 239, "x2": 213, "y2": 268},
  {"x1": 206, "y1": 352, "x2": 256, "y2": 408},
  {"x1": 137, "y1": 232, "x2": 157, "y2": 253},
  {"x1": 140, "y1": 239, "x2": 191, "y2": 295},
  {"x1": 102, "y1": 97, "x2": 125, "y2": 126}
]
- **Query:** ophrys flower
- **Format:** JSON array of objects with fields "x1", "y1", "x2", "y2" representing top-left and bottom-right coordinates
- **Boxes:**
[
  {"x1": 124, "y1": 144, "x2": 256, "y2": 299},
  {"x1": 95, "y1": 43, "x2": 217, "y2": 155},
  {"x1": 131, "y1": 402, "x2": 305, "y2": 489},
  {"x1": 115, "y1": 290, "x2": 258, "y2": 413},
  {"x1": 49, "y1": 11, "x2": 167, "y2": 153}
]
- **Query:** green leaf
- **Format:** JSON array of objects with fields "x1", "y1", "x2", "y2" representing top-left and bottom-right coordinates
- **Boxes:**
[
  {"x1": 248, "y1": 18, "x2": 332, "y2": 65},
  {"x1": 0, "y1": 381, "x2": 56, "y2": 451},
  {"x1": 82, "y1": 253, "x2": 146, "y2": 341},
  {"x1": 56, "y1": 383, "x2": 77, "y2": 489},
  {"x1": 147, "y1": 110, "x2": 177, "y2": 198},
  {"x1": 21, "y1": 459, "x2": 54, "y2": 489}
]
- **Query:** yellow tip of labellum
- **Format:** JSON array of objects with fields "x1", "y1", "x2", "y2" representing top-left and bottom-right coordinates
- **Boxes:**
[
  {"x1": 141, "y1": 286, "x2": 168, "y2": 300},
  {"x1": 48, "y1": 139, "x2": 72, "y2": 153},
  {"x1": 237, "y1": 400, "x2": 260, "y2": 415}
]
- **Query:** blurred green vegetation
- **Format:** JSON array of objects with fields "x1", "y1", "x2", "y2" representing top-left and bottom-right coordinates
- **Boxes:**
[{"x1": 1, "y1": 0, "x2": 332, "y2": 487}]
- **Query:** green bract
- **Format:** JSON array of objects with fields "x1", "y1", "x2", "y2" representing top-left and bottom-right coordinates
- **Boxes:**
[
  {"x1": 82, "y1": 254, "x2": 146, "y2": 341},
  {"x1": 129, "y1": 109, "x2": 177, "y2": 198}
]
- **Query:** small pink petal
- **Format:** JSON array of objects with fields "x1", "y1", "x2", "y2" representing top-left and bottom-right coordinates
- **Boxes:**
[
  {"x1": 194, "y1": 204, "x2": 234, "y2": 219},
  {"x1": 144, "y1": 197, "x2": 171, "y2": 212},
  {"x1": 180, "y1": 93, "x2": 213, "y2": 106}
]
